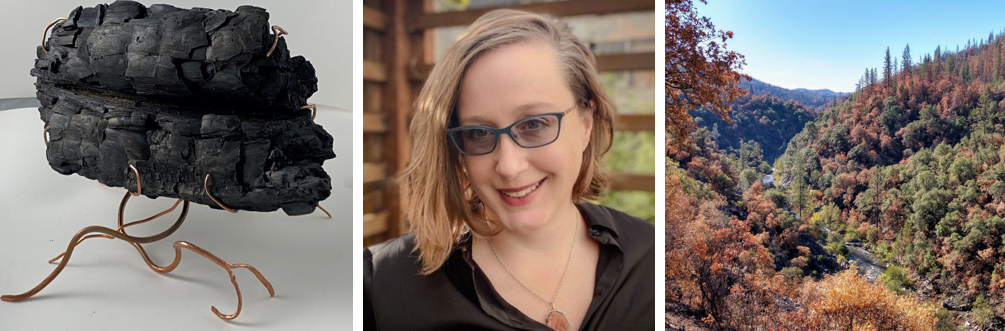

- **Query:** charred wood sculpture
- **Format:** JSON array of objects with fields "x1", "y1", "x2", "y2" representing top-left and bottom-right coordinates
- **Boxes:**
[
  {"x1": 32, "y1": 1, "x2": 333, "y2": 215},
  {"x1": 4, "y1": 1, "x2": 334, "y2": 320}
]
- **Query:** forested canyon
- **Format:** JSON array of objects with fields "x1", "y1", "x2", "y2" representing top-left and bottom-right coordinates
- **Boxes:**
[{"x1": 667, "y1": 5, "x2": 1005, "y2": 329}]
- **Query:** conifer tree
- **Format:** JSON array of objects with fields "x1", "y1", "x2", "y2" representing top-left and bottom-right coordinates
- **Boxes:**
[
  {"x1": 884, "y1": 47, "x2": 893, "y2": 88},
  {"x1": 995, "y1": 50, "x2": 1002, "y2": 88},
  {"x1": 903, "y1": 44, "x2": 912, "y2": 75},
  {"x1": 934, "y1": 45, "x2": 941, "y2": 71},
  {"x1": 862, "y1": 68, "x2": 870, "y2": 90}
]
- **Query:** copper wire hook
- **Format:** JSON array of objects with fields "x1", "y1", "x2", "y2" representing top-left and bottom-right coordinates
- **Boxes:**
[
  {"x1": 301, "y1": 104, "x2": 317, "y2": 120},
  {"x1": 151, "y1": 241, "x2": 275, "y2": 320},
  {"x1": 43, "y1": 126, "x2": 51, "y2": 146},
  {"x1": 204, "y1": 174, "x2": 237, "y2": 213},
  {"x1": 41, "y1": 17, "x2": 68, "y2": 54},
  {"x1": 317, "y1": 205, "x2": 331, "y2": 218},
  {"x1": 128, "y1": 164, "x2": 142, "y2": 196},
  {"x1": 266, "y1": 25, "x2": 288, "y2": 57}
]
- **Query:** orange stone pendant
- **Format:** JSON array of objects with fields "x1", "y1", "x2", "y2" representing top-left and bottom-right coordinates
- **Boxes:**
[{"x1": 545, "y1": 310, "x2": 570, "y2": 331}]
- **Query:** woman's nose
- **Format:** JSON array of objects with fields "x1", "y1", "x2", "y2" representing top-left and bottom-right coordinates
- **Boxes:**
[{"x1": 493, "y1": 133, "x2": 528, "y2": 180}]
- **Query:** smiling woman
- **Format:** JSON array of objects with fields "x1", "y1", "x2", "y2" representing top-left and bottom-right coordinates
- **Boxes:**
[{"x1": 363, "y1": 9, "x2": 654, "y2": 331}]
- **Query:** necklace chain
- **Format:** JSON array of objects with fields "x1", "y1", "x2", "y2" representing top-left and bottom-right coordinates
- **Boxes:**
[{"x1": 485, "y1": 212, "x2": 580, "y2": 309}]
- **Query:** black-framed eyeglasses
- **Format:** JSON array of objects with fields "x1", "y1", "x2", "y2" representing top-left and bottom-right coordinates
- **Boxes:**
[{"x1": 447, "y1": 106, "x2": 576, "y2": 156}]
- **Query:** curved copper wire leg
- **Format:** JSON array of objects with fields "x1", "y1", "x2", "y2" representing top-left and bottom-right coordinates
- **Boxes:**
[
  {"x1": 50, "y1": 161, "x2": 149, "y2": 257},
  {"x1": 41, "y1": 17, "x2": 68, "y2": 54},
  {"x1": 29, "y1": 192, "x2": 273, "y2": 320},
  {"x1": 10, "y1": 164, "x2": 272, "y2": 319},
  {"x1": 124, "y1": 240, "x2": 275, "y2": 320},
  {"x1": 204, "y1": 174, "x2": 237, "y2": 213},
  {"x1": 265, "y1": 25, "x2": 288, "y2": 57},
  {"x1": 48, "y1": 197, "x2": 185, "y2": 263},
  {"x1": 301, "y1": 104, "x2": 317, "y2": 120},
  {"x1": 115, "y1": 188, "x2": 271, "y2": 320},
  {"x1": 317, "y1": 205, "x2": 332, "y2": 218},
  {"x1": 1, "y1": 192, "x2": 189, "y2": 302}
]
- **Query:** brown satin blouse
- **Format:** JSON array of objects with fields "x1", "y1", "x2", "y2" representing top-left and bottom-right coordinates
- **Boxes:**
[{"x1": 363, "y1": 203, "x2": 655, "y2": 330}]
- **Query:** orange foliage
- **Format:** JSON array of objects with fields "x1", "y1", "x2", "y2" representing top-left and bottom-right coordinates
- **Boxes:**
[
  {"x1": 786, "y1": 265, "x2": 938, "y2": 330},
  {"x1": 743, "y1": 182, "x2": 777, "y2": 230},
  {"x1": 666, "y1": 174, "x2": 700, "y2": 305},
  {"x1": 856, "y1": 220, "x2": 868, "y2": 235},
  {"x1": 665, "y1": 0, "x2": 750, "y2": 151},
  {"x1": 665, "y1": 174, "x2": 773, "y2": 327},
  {"x1": 797, "y1": 246, "x2": 812, "y2": 257}
]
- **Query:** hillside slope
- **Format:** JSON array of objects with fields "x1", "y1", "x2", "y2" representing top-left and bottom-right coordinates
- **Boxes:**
[
  {"x1": 693, "y1": 94, "x2": 817, "y2": 162},
  {"x1": 740, "y1": 78, "x2": 849, "y2": 109},
  {"x1": 774, "y1": 32, "x2": 1005, "y2": 328}
]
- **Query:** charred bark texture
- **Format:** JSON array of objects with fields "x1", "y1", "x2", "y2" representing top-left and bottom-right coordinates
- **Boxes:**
[
  {"x1": 32, "y1": 1, "x2": 317, "y2": 113},
  {"x1": 32, "y1": 2, "x2": 333, "y2": 216}
]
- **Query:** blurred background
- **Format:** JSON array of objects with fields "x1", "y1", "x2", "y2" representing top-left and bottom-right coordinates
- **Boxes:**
[{"x1": 362, "y1": 0, "x2": 656, "y2": 246}]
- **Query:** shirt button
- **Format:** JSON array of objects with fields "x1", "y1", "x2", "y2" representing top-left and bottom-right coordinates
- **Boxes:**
[{"x1": 589, "y1": 228, "x2": 600, "y2": 236}]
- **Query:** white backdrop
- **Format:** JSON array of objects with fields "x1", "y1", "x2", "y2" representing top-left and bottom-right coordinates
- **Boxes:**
[
  {"x1": 0, "y1": 1, "x2": 353, "y2": 329},
  {"x1": 0, "y1": 0, "x2": 352, "y2": 110},
  {"x1": 0, "y1": 105, "x2": 354, "y2": 330}
]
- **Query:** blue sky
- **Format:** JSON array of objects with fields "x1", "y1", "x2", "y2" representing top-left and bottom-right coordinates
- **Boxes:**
[{"x1": 698, "y1": 0, "x2": 1005, "y2": 93}]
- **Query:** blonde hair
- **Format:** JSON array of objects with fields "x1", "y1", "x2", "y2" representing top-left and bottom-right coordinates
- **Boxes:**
[{"x1": 399, "y1": 9, "x2": 615, "y2": 274}]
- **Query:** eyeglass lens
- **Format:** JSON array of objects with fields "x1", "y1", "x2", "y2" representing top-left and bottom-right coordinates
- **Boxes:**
[{"x1": 451, "y1": 114, "x2": 562, "y2": 155}]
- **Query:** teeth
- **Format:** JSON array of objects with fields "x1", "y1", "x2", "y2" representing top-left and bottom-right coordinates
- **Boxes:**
[{"x1": 503, "y1": 182, "x2": 540, "y2": 198}]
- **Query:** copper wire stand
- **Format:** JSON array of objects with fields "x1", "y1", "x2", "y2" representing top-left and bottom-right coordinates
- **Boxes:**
[
  {"x1": 15, "y1": 20, "x2": 333, "y2": 321},
  {"x1": 1, "y1": 189, "x2": 276, "y2": 320},
  {"x1": 1, "y1": 166, "x2": 279, "y2": 320}
]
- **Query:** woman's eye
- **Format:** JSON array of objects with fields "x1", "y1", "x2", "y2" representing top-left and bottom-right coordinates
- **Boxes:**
[
  {"x1": 466, "y1": 128, "x2": 491, "y2": 139},
  {"x1": 521, "y1": 118, "x2": 549, "y2": 130}
]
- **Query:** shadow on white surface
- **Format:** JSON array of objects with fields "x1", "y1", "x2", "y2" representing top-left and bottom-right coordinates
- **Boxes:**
[{"x1": 0, "y1": 97, "x2": 38, "y2": 110}]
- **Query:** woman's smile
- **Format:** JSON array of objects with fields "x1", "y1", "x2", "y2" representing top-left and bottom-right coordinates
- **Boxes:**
[
  {"x1": 498, "y1": 178, "x2": 545, "y2": 206},
  {"x1": 456, "y1": 41, "x2": 590, "y2": 234}
]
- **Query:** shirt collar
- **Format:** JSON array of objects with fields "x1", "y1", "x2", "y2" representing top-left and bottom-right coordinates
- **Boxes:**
[
  {"x1": 448, "y1": 202, "x2": 626, "y2": 330},
  {"x1": 575, "y1": 203, "x2": 621, "y2": 239}
]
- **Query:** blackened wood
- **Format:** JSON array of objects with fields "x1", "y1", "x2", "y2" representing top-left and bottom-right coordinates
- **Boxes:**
[
  {"x1": 36, "y1": 81, "x2": 335, "y2": 216},
  {"x1": 32, "y1": 1, "x2": 317, "y2": 113},
  {"x1": 31, "y1": 2, "x2": 335, "y2": 215}
]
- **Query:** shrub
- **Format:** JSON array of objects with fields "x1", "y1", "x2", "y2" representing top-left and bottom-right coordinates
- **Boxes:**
[{"x1": 880, "y1": 266, "x2": 910, "y2": 294}]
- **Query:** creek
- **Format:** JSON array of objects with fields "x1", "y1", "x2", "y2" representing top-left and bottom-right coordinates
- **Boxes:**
[
  {"x1": 820, "y1": 227, "x2": 887, "y2": 280},
  {"x1": 845, "y1": 244, "x2": 887, "y2": 280},
  {"x1": 762, "y1": 167, "x2": 775, "y2": 186}
]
